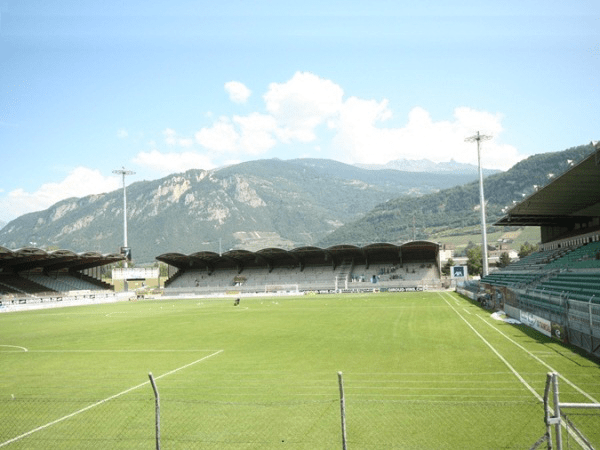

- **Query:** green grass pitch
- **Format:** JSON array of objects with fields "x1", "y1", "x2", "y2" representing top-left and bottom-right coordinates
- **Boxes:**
[{"x1": 1, "y1": 291, "x2": 599, "y2": 449}]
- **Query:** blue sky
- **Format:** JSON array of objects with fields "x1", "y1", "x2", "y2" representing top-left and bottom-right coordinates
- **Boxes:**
[{"x1": 1, "y1": 0, "x2": 599, "y2": 223}]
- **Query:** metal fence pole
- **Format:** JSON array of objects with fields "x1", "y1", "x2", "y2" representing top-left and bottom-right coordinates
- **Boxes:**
[
  {"x1": 551, "y1": 372, "x2": 562, "y2": 450},
  {"x1": 338, "y1": 371, "x2": 347, "y2": 450},
  {"x1": 544, "y1": 372, "x2": 554, "y2": 450},
  {"x1": 149, "y1": 372, "x2": 161, "y2": 450}
]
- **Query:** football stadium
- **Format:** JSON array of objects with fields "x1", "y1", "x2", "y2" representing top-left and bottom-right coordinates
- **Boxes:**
[{"x1": 1, "y1": 151, "x2": 600, "y2": 448}]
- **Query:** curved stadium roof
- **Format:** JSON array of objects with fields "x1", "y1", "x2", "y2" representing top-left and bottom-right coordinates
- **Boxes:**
[
  {"x1": 156, "y1": 241, "x2": 440, "y2": 272},
  {"x1": 0, "y1": 247, "x2": 125, "y2": 273}
]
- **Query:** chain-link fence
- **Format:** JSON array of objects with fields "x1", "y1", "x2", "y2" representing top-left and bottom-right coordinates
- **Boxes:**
[
  {"x1": 0, "y1": 395, "x2": 155, "y2": 449},
  {"x1": 561, "y1": 409, "x2": 600, "y2": 449},
  {"x1": 1, "y1": 374, "x2": 597, "y2": 449},
  {"x1": 1, "y1": 397, "x2": 544, "y2": 449},
  {"x1": 531, "y1": 372, "x2": 600, "y2": 450}
]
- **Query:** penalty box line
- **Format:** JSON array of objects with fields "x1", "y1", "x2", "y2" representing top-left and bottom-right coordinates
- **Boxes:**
[
  {"x1": 0, "y1": 349, "x2": 223, "y2": 448},
  {"x1": 437, "y1": 292, "x2": 542, "y2": 402}
]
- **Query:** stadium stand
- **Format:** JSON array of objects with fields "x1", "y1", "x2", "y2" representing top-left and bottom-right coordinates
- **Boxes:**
[
  {"x1": 0, "y1": 246, "x2": 125, "y2": 311},
  {"x1": 475, "y1": 146, "x2": 600, "y2": 357},
  {"x1": 544, "y1": 240, "x2": 600, "y2": 270},
  {"x1": 158, "y1": 241, "x2": 442, "y2": 295}
]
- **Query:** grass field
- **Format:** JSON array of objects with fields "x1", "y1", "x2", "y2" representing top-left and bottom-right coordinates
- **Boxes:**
[
  {"x1": 429, "y1": 226, "x2": 541, "y2": 256},
  {"x1": 1, "y1": 291, "x2": 599, "y2": 449}
]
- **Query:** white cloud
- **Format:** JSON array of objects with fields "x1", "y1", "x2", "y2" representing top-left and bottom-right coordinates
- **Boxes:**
[
  {"x1": 195, "y1": 113, "x2": 277, "y2": 155},
  {"x1": 330, "y1": 102, "x2": 522, "y2": 170},
  {"x1": 195, "y1": 118, "x2": 239, "y2": 152},
  {"x1": 163, "y1": 128, "x2": 194, "y2": 147},
  {"x1": 164, "y1": 128, "x2": 177, "y2": 145},
  {"x1": 191, "y1": 71, "x2": 523, "y2": 170},
  {"x1": 133, "y1": 149, "x2": 216, "y2": 175},
  {"x1": 225, "y1": 81, "x2": 251, "y2": 104},
  {"x1": 0, "y1": 73, "x2": 524, "y2": 224},
  {"x1": 264, "y1": 71, "x2": 344, "y2": 142},
  {"x1": 0, "y1": 167, "x2": 120, "y2": 223},
  {"x1": 233, "y1": 113, "x2": 278, "y2": 154}
]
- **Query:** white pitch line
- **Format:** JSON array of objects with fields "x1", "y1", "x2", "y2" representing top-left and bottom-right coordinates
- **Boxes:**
[
  {"x1": 442, "y1": 292, "x2": 588, "y2": 447},
  {"x1": 0, "y1": 349, "x2": 223, "y2": 448},
  {"x1": 475, "y1": 315, "x2": 599, "y2": 404},
  {"x1": 24, "y1": 349, "x2": 215, "y2": 353},
  {"x1": 0, "y1": 345, "x2": 28, "y2": 352},
  {"x1": 438, "y1": 292, "x2": 542, "y2": 402}
]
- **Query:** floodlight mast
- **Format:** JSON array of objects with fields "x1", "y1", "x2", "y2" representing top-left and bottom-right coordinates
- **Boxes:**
[
  {"x1": 465, "y1": 131, "x2": 493, "y2": 277},
  {"x1": 112, "y1": 167, "x2": 135, "y2": 267}
]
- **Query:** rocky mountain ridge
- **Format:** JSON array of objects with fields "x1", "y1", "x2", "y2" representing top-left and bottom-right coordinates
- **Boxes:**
[
  {"x1": 356, "y1": 158, "x2": 500, "y2": 176},
  {"x1": 0, "y1": 158, "x2": 481, "y2": 263},
  {"x1": 318, "y1": 144, "x2": 594, "y2": 247}
]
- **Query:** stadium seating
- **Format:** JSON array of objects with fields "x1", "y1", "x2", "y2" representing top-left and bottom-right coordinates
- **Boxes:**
[
  {"x1": 544, "y1": 241, "x2": 600, "y2": 270},
  {"x1": 24, "y1": 273, "x2": 109, "y2": 292},
  {"x1": 504, "y1": 247, "x2": 572, "y2": 271},
  {"x1": 0, "y1": 274, "x2": 53, "y2": 296},
  {"x1": 480, "y1": 271, "x2": 543, "y2": 288},
  {"x1": 164, "y1": 260, "x2": 442, "y2": 295}
]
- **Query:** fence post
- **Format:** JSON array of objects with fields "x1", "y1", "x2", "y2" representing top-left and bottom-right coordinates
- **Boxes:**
[
  {"x1": 149, "y1": 372, "x2": 161, "y2": 450},
  {"x1": 551, "y1": 372, "x2": 562, "y2": 450},
  {"x1": 338, "y1": 371, "x2": 347, "y2": 450},
  {"x1": 543, "y1": 372, "x2": 554, "y2": 449}
]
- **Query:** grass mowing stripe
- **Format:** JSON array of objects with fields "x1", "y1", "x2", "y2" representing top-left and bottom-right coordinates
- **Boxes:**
[
  {"x1": 475, "y1": 315, "x2": 600, "y2": 403},
  {"x1": 0, "y1": 350, "x2": 223, "y2": 448},
  {"x1": 24, "y1": 349, "x2": 216, "y2": 353},
  {"x1": 438, "y1": 292, "x2": 543, "y2": 402},
  {"x1": 445, "y1": 292, "x2": 593, "y2": 448},
  {"x1": 2, "y1": 293, "x2": 596, "y2": 448}
]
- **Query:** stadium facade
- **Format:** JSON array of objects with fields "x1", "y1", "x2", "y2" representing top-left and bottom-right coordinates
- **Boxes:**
[
  {"x1": 473, "y1": 146, "x2": 600, "y2": 358},
  {"x1": 157, "y1": 241, "x2": 442, "y2": 295},
  {"x1": 0, "y1": 247, "x2": 125, "y2": 311}
]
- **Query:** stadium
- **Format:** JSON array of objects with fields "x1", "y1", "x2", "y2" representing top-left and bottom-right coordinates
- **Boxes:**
[{"x1": 1, "y1": 149, "x2": 599, "y2": 448}]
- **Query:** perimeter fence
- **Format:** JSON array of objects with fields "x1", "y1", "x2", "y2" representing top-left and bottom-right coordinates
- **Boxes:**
[
  {"x1": 534, "y1": 372, "x2": 600, "y2": 450},
  {"x1": 1, "y1": 373, "x2": 597, "y2": 449}
]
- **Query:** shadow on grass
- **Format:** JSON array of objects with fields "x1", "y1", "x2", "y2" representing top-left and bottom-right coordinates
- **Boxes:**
[{"x1": 455, "y1": 291, "x2": 600, "y2": 367}]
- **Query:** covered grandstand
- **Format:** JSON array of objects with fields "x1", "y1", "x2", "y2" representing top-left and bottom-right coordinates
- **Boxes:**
[
  {"x1": 477, "y1": 146, "x2": 600, "y2": 357},
  {"x1": 157, "y1": 241, "x2": 442, "y2": 295},
  {"x1": 0, "y1": 246, "x2": 125, "y2": 311}
]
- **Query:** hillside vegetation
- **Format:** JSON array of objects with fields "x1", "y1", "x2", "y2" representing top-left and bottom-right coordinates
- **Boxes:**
[
  {"x1": 0, "y1": 158, "x2": 479, "y2": 263},
  {"x1": 0, "y1": 145, "x2": 592, "y2": 263},
  {"x1": 317, "y1": 144, "x2": 594, "y2": 247}
]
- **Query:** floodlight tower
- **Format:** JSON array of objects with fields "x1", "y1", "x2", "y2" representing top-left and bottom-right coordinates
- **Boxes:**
[
  {"x1": 465, "y1": 131, "x2": 493, "y2": 277},
  {"x1": 113, "y1": 167, "x2": 135, "y2": 267}
]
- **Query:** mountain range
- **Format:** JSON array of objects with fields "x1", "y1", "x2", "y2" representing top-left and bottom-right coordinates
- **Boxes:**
[
  {"x1": 0, "y1": 158, "x2": 484, "y2": 263},
  {"x1": 1, "y1": 145, "x2": 593, "y2": 264},
  {"x1": 317, "y1": 144, "x2": 594, "y2": 247},
  {"x1": 356, "y1": 158, "x2": 499, "y2": 176}
]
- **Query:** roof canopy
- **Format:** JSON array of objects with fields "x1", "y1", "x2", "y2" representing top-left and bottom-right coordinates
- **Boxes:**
[
  {"x1": 157, "y1": 241, "x2": 439, "y2": 272},
  {"x1": 0, "y1": 246, "x2": 125, "y2": 273},
  {"x1": 496, "y1": 147, "x2": 600, "y2": 227}
]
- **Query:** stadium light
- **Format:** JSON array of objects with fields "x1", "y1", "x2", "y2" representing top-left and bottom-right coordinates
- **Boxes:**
[
  {"x1": 113, "y1": 167, "x2": 135, "y2": 267},
  {"x1": 465, "y1": 131, "x2": 492, "y2": 277}
]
